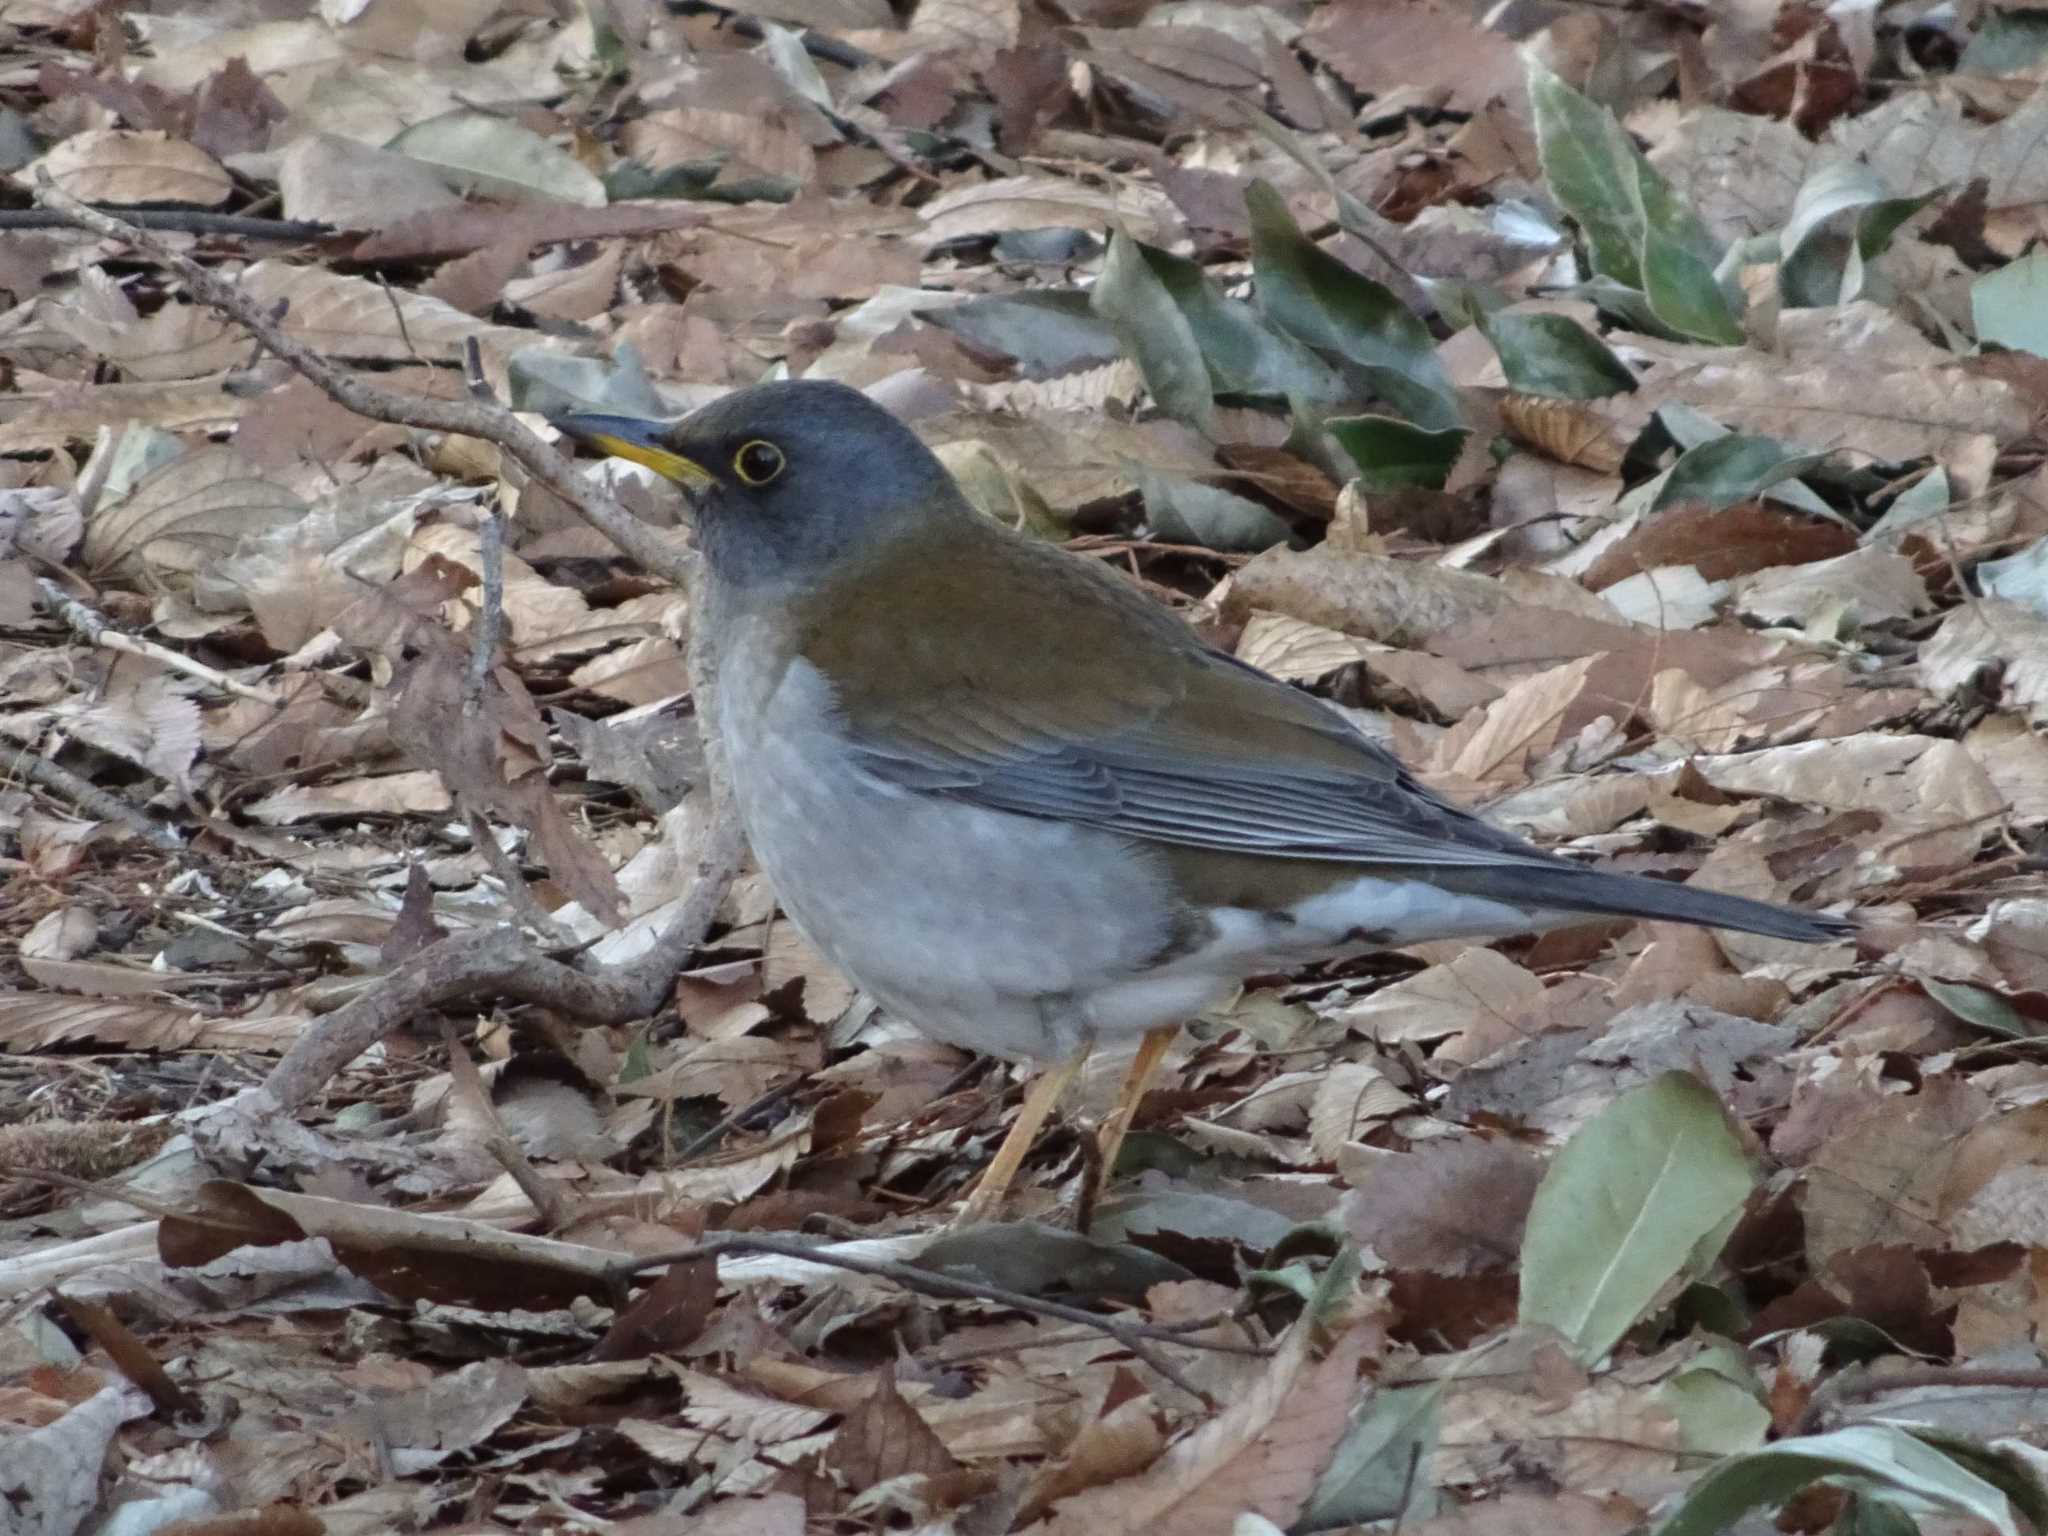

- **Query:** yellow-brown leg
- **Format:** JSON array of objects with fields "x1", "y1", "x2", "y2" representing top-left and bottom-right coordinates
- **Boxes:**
[
  {"x1": 1093, "y1": 1025, "x2": 1177, "y2": 1193},
  {"x1": 953, "y1": 1049, "x2": 1088, "y2": 1228}
]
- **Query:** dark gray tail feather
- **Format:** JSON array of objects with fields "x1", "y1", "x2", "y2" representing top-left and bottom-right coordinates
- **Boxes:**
[{"x1": 1450, "y1": 861, "x2": 1855, "y2": 943}]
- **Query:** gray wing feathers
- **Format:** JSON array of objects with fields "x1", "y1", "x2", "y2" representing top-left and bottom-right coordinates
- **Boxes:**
[{"x1": 844, "y1": 679, "x2": 1540, "y2": 869}]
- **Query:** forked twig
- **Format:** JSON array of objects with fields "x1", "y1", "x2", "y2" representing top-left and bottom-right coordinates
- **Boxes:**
[{"x1": 616, "y1": 1232, "x2": 1273, "y2": 1404}]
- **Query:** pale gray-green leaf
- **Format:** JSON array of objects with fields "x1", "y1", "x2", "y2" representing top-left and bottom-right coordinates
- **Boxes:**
[
  {"x1": 1094, "y1": 229, "x2": 1215, "y2": 433},
  {"x1": 1518, "y1": 1071, "x2": 1754, "y2": 1362},
  {"x1": 1974, "y1": 251, "x2": 2048, "y2": 359},
  {"x1": 387, "y1": 111, "x2": 606, "y2": 208},
  {"x1": 1653, "y1": 1423, "x2": 2020, "y2": 1536}
]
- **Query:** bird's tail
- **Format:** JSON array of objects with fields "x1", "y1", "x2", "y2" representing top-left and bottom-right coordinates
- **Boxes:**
[{"x1": 1452, "y1": 861, "x2": 1855, "y2": 944}]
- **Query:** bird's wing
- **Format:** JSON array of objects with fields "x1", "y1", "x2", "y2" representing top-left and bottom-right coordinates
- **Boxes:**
[{"x1": 799, "y1": 532, "x2": 1544, "y2": 870}]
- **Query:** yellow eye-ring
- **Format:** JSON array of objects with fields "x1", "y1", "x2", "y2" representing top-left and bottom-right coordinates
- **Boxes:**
[{"x1": 733, "y1": 439, "x2": 785, "y2": 486}]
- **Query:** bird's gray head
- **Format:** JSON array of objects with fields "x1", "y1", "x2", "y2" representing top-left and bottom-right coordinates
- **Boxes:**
[{"x1": 553, "y1": 380, "x2": 966, "y2": 591}]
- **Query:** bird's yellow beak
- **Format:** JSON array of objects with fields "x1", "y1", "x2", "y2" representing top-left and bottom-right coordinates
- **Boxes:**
[{"x1": 552, "y1": 412, "x2": 716, "y2": 491}]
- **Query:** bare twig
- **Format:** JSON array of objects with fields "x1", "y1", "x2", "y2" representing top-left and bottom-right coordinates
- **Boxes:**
[
  {"x1": 0, "y1": 208, "x2": 333, "y2": 240},
  {"x1": 615, "y1": 1233, "x2": 1273, "y2": 1404},
  {"x1": 4, "y1": 746, "x2": 185, "y2": 853},
  {"x1": 30, "y1": 176, "x2": 690, "y2": 586},
  {"x1": 667, "y1": 1078, "x2": 802, "y2": 1164},
  {"x1": 464, "y1": 810, "x2": 576, "y2": 944},
  {"x1": 665, "y1": 0, "x2": 875, "y2": 68},
  {"x1": 437, "y1": 1017, "x2": 570, "y2": 1230},
  {"x1": 262, "y1": 809, "x2": 742, "y2": 1110},
  {"x1": 465, "y1": 507, "x2": 506, "y2": 713},
  {"x1": 26, "y1": 179, "x2": 746, "y2": 1115},
  {"x1": 1799, "y1": 1364, "x2": 2048, "y2": 1434},
  {"x1": 36, "y1": 578, "x2": 285, "y2": 707}
]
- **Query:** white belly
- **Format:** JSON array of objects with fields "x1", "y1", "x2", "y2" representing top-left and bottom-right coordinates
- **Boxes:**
[
  {"x1": 708, "y1": 629, "x2": 1560, "y2": 1061},
  {"x1": 714, "y1": 647, "x2": 1223, "y2": 1060}
]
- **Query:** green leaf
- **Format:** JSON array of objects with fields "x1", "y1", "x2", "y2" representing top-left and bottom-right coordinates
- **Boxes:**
[
  {"x1": 1245, "y1": 181, "x2": 1463, "y2": 433},
  {"x1": 1978, "y1": 533, "x2": 2048, "y2": 612},
  {"x1": 1325, "y1": 415, "x2": 1468, "y2": 492},
  {"x1": 1519, "y1": 1072, "x2": 1754, "y2": 1362},
  {"x1": 1299, "y1": 1383, "x2": 1442, "y2": 1527},
  {"x1": 1780, "y1": 161, "x2": 1934, "y2": 308},
  {"x1": 924, "y1": 291, "x2": 1122, "y2": 377},
  {"x1": 1857, "y1": 194, "x2": 1931, "y2": 264},
  {"x1": 1910, "y1": 1428, "x2": 2048, "y2": 1532},
  {"x1": 1130, "y1": 464, "x2": 1293, "y2": 551},
  {"x1": 1478, "y1": 310, "x2": 1637, "y2": 399},
  {"x1": 1960, "y1": 9, "x2": 2048, "y2": 75},
  {"x1": 1093, "y1": 229, "x2": 1215, "y2": 433},
  {"x1": 1657, "y1": 1358, "x2": 1770, "y2": 1458},
  {"x1": 1974, "y1": 251, "x2": 2048, "y2": 359},
  {"x1": 1835, "y1": 1493, "x2": 1923, "y2": 1536},
  {"x1": 1863, "y1": 466, "x2": 1951, "y2": 543},
  {"x1": 1652, "y1": 434, "x2": 1832, "y2": 513},
  {"x1": 1527, "y1": 61, "x2": 1651, "y2": 288},
  {"x1": 1527, "y1": 61, "x2": 1743, "y2": 343},
  {"x1": 1642, "y1": 224, "x2": 1745, "y2": 344},
  {"x1": 388, "y1": 110, "x2": 607, "y2": 207},
  {"x1": 1133, "y1": 243, "x2": 1346, "y2": 404},
  {"x1": 1921, "y1": 978, "x2": 2032, "y2": 1040},
  {"x1": 1653, "y1": 1424, "x2": 2020, "y2": 1536},
  {"x1": 602, "y1": 158, "x2": 796, "y2": 204}
]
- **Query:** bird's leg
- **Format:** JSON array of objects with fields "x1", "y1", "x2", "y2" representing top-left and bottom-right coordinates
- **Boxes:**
[
  {"x1": 953, "y1": 1049, "x2": 1088, "y2": 1227},
  {"x1": 1092, "y1": 1025, "x2": 1177, "y2": 1194}
]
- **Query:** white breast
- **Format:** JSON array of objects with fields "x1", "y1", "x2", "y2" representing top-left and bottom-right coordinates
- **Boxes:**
[{"x1": 711, "y1": 643, "x2": 1208, "y2": 1060}]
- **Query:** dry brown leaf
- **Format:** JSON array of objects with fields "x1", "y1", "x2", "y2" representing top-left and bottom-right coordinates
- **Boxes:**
[
  {"x1": 34, "y1": 128, "x2": 232, "y2": 206},
  {"x1": 1336, "y1": 949, "x2": 1547, "y2": 1057},
  {"x1": 1074, "y1": 26, "x2": 1266, "y2": 125},
  {"x1": 1920, "y1": 599, "x2": 2048, "y2": 726},
  {"x1": 236, "y1": 260, "x2": 549, "y2": 373},
  {"x1": 1037, "y1": 1324, "x2": 1369, "y2": 1536},
  {"x1": 1802, "y1": 1076, "x2": 1990, "y2": 1268},
  {"x1": 1443, "y1": 1373, "x2": 1682, "y2": 1498},
  {"x1": 277, "y1": 131, "x2": 461, "y2": 227},
  {"x1": 1580, "y1": 501, "x2": 1855, "y2": 591},
  {"x1": 81, "y1": 446, "x2": 306, "y2": 579},
  {"x1": 1435, "y1": 654, "x2": 1598, "y2": 787},
  {"x1": 625, "y1": 105, "x2": 819, "y2": 185},
  {"x1": 1497, "y1": 394, "x2": 1631, "y2": 474},
  {"x1": 1019, "y1": 1393, "x2": 1170, "y2": 1524},
  {"x1": 0, "y1": 996, "x2": 305, "y2": 1053},
  {"x1": 1233, "y1": 610, "x2": 1377, "y2": 682},
  {"x1": 1308, "y1": 1061, "x2": 1414, "y2": 1158},
  {"x1": 825, "y1": 1371, "x2": 961, "y2": 1487},
  {"x1": 1222, "y1": 547, "x2": 1517, "y2": 644},
  {"x1": 918, "y1": 174, "x2": 1182, "y2": 248},
  {"x1": 1620, "y1": 303, "x2": 2029, "y2": 466},
  {"x1": 1728, "y1": 545, "x2": 1929, "y2": 627},
  {"x1": 1342, "y1": 1136, "x2": 1540, "y2": 1273},
  {"x1": 909, "y1": 0, "x2": 1020, "y2": 51}
]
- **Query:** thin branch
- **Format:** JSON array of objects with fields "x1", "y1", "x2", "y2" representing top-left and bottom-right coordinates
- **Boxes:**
[
  {"x1": 1800, "y1": 1364, "x2": 2048, "y2": 1434},
  {"x1": 464, "y1": 808, "x2": 576, "y2": 944},
  {"x1": 615, "y1": 1233, "x2": 1275, "y2": 1404},
  {"x1": 438, "y1": 1017, "x2": 570, "y2": 1230},
  {"x1": 36, "y1": 577, "x2": 285, "y2": 707},
  {"x1": 261, "y1": 808, "x2": 742, "y2": 1110},
  {"x1": 3, "y1": 745, "x2": 185, "y2": 853},
  {"x1": 665, "y1": 0, "x2": 875, "y2": 68},
  {"x1": 0, "y1": 208, "x2": 334, "y2": 241},
  {"x1": 465, "y1": 509, "x2": 506, "y2": 712},
  {"x1": 25, "y1": 178, "x2": 746, "y2": 1115},
  {"x1": 30, "y1": 176, "x2": 691, "y2": 586}
]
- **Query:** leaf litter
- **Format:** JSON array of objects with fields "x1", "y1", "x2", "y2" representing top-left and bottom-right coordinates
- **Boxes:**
[{"x1": 5, "y1": 0, "x2": 2048, "y2": 1533}]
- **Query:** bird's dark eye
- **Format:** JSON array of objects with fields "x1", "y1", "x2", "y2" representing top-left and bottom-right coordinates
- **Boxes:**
[{"x1": 733, "y1": 439, "x2": 785, "y2": 487}]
